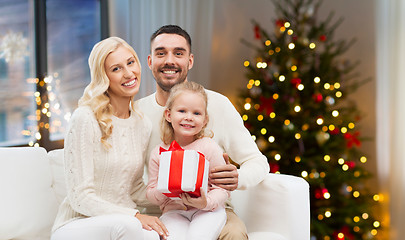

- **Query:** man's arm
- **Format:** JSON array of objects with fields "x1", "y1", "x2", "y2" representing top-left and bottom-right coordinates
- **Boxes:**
[
  {"x1": 207, "y1": 91, "x2": 269, "y2": 190},
  {"x1": 210, "y1": 153, "x2": 238, "y2": 191}
]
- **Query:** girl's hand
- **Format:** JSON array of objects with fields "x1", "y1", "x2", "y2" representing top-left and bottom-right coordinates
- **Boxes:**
[
  {"x1": 180, "y1": 188, "x2": 207, "y2": 209},
  {"x1": 135, "y1": 213, "x2": 169, "y2": 239}
]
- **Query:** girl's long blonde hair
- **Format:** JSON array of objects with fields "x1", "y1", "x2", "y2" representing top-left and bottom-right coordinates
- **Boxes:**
[
  {"x1": 78, "y1": 36, "x2": 141, "y2": 148},
  {"x1": 161, "y1": 81, "x2": 213, "y2": 145}
]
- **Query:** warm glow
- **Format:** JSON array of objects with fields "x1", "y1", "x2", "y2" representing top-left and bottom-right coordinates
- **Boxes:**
[
  {"x1": 314, "y1": 77, "x2": 321, "y2": 83},
  {"x1": 275, "y1": 154, "x2": 281, "y2": 161},
  {"x1": 244, "y1": 61, "x2": 250, "y2": 67}
]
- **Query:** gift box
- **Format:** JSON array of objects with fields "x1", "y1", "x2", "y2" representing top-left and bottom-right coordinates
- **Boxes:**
[{"x1": 157, "y1": 141, "x2": 209, "y2": 199}]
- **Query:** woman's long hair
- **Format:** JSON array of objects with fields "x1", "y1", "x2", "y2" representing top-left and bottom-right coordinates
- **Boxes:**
[
  {"x1": 78, "y1": 36, "x2": 141, "y2": 148},
  {"x1": 161, "y1": 81, "x2": 212, "y2": 145}
]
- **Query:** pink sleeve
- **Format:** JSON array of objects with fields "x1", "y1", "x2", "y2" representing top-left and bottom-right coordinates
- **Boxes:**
[
  {"x1": 146, "y1": 146, "x2": 170, "y2": 208},
  {"x1": 201, "y1": 139, "x2": 230, "y2": 211}
]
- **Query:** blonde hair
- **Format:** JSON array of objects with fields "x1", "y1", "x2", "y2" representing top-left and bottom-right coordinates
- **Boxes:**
[
  {"x1": 161, "y1": 81, "x2": 213, "y2": 145},
  {"x1": 78, "y1": 36, "x2": 141, "y2": 148}
]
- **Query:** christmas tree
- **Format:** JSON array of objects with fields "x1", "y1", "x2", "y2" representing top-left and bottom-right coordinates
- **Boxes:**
[{"x1": 238, "y1": 0, "x2": 381, "y2": 239}]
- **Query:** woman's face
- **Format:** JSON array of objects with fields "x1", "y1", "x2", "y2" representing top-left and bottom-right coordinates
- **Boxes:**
[{"x1": 104, "y1": 46, "x2": 141, "y2": 101}]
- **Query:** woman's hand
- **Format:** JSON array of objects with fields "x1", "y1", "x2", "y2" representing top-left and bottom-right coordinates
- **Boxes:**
[
  {"x1": 135, "y1": 213, "x2": 169, "y2": 239},
  {"x1": 181, "y1": 188, "x2": 207, "y2": 209}
]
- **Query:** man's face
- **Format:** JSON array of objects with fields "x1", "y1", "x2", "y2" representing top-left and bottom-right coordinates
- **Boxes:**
[{"x1": 148, "y1": 33, "x2": 194, "y2": 92}]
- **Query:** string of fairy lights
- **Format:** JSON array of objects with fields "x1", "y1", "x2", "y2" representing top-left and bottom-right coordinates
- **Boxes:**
[
  {"x1": 241, "y1": 20, "x2": 382, "y2": 239},
  {"x1": 27, "y1": 73, "x2": 70, "y2": 147}
]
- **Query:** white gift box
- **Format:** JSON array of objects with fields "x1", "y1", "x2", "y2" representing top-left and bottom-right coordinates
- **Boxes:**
[{"x1": 157, "y1": 147, "x2": 209, "y2": 199}]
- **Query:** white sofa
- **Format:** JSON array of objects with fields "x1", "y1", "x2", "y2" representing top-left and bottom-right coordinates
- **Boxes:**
[{"x1": 0, "y1": 147, "x2": 310, "y2": 240}]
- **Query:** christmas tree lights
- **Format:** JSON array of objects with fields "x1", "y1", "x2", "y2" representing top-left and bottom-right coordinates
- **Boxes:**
[{"x1": 239, "y1": 0, "x2": 380, "y2": 239}]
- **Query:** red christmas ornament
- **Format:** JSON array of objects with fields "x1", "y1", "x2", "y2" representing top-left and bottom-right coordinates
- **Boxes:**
[
  {"x1": 291, "y1": 78, "x2": 302, "y2": 88},
  {"x1": 319, "y1": 35, "x2": 327, "y2": 42},
  {"x1": 254, "y1": 25, "x2": 261, "y2": 39},
  {"x1": 269, "y1": 162, "x2": 279, "y2": 173},
  {"x1": 275, "y1": 19, "x2": 286, "y2": 28},
  {"x1": 314, "y1": 188, "x2": 323, "y2": 199},
  {"x1": 258, "y1": 96, "x2": 275, "y2": 115},
  {"x1": 344, "y1": 131, "x2": 361, "y2": 148},
  {"x1": 329, "y1": 128, "x2": 340, "y2": 135},
  {"x1": 333, "y1": 226, "x2": 354, "y2": 240},
  {"x1": 312, "y1": 93, "x2": 323, "y2": 103},
  {"x1": 314, "y1": 187, "x2": 328, "y2": 199},
  {"x1": 347, "y1": 161, "x2": 356, "y2": 169}
]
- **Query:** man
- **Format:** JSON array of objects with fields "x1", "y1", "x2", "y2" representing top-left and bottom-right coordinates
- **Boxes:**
[{"x1": 136, "y1": 25, "x2": 269, "y2": 240}]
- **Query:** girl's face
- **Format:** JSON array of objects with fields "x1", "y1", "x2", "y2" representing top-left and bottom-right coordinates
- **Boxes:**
[
  {"x1": 104, "y1": 46, "x2": 141, "y2": 102},
  {"x1": 165, "y1": 90, "x2": 208, "y2": 146}
]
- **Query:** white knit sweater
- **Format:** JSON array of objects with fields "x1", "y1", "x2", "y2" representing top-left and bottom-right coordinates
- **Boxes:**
[
  {"x1": 52, "y1": 106, "x2": 151, "y2": 232},
  {"x1": 136, "y1": 89, "x2": 269, "y2": 190}
]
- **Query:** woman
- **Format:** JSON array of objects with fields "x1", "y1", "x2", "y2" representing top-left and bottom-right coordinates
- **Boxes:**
[{"x1": 51, "y1": 37, "x2": 168, "y2": 240}]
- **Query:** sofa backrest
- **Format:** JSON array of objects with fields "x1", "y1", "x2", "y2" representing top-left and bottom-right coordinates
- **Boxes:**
[{"x1": 0, "y1": 147, "x2": 59, "y2": 240}]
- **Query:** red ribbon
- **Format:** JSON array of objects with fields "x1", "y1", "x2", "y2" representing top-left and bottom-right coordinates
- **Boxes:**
[{"x1": 160, "y1": 140, "x2": 183, "y2": 154}]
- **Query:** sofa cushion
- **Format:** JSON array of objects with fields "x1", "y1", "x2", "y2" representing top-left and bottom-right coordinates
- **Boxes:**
[
  {"x1": 0, "y1": 147, "x2": 59, "y2": 240},
  {"x1": 48, "y1": 149, "x2": 67, "y2": 205}
]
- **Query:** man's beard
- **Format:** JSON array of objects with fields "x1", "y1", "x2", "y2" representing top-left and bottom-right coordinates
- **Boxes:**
[
  {"x1": 155, "y1": 65, "x2": 188, "y2": 92},
  {"x1": 156, "y1": 77, "x2": 186, "y2": 92}
]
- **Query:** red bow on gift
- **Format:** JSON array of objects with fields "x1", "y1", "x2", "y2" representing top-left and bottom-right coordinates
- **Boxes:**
[{"x1": 160, "y1": 140, "x2": 183, "y2": 154}]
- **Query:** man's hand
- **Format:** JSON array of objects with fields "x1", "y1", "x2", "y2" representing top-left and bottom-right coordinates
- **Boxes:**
[
  {"x1": 181, "y1": 188, "x2": 207, "y2": 209},
  {"x1": 135, "y1": 213, "x2": 169, "y2": 239},
  {"x1": 209, "y1": 153, "x2": 238, "y2": 191}
]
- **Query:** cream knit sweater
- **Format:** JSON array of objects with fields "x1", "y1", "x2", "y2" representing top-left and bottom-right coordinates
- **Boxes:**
[{"x1": 52, "y1": 106, "x2": 151, "y2": 232}]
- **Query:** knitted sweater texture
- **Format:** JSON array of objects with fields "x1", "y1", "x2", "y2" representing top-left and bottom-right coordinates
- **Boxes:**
[{"x1": 52, "y1": 106, "x2": 151, "y2": 232}]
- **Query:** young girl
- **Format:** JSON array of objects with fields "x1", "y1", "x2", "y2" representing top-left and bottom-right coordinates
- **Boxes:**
[{"x1": 146, "y1": 81, "x2": 229, "y2": 240}]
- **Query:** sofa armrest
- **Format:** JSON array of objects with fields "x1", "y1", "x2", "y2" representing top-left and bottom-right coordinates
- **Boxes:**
[{"x1": 231, "y1": 173, "x2": 310, "y2": 240}]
